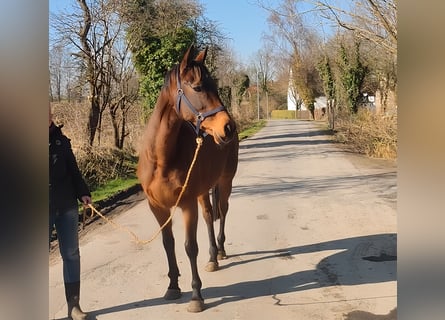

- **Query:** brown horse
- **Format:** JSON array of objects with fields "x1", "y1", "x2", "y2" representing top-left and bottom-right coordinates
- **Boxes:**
[{"x1": 137, "y1": 45, "x2": 239, "y2": 312}]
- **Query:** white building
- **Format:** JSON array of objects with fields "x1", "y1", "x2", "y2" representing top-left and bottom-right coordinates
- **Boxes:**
[
  {"x1": 287, "y1": 86, "x2": 303, "y2": 110},
  {"x1": 287, "y1": 69, "x2": 327, "y2": 114},
  {"x1": 287, "y1": 69, "x2": 305, "y2": 111}
]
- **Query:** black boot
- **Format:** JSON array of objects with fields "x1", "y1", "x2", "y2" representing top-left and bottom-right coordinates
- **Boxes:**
[{"x1": 65, "y1": 281, "x2": 88, "y2": 320}]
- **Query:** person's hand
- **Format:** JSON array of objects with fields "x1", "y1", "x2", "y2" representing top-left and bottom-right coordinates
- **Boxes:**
[{"x1": 81, "y1": 195, "x2": 92, "y2": 208}]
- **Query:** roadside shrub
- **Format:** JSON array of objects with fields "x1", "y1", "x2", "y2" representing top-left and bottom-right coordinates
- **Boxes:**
[
  {"x1": 51, "y1": 101, "x2": 142, "y2": 189},
  {"x1": 75, "y1": 146, "x2": 137, "y2": 189},
  {"x1": 334, "y1": 108, "x2": 397, "y2": 160},
  {"x1": 271, "y1": 110, "x2": 296, "y2": 119}
]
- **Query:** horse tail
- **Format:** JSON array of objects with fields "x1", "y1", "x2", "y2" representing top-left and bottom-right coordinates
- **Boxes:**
[{"x1": 211, "y1": 185, "x2": 221, "y2": 221}]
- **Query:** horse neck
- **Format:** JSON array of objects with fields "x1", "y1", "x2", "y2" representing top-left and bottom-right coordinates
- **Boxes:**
[{"x1": 150, "y1": 92, "x2": 182, "y2": 166}]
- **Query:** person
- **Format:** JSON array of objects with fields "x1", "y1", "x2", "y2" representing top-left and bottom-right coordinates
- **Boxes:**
[{"x1": 49, "y1": 106, "x2": 92, "y2": 320}]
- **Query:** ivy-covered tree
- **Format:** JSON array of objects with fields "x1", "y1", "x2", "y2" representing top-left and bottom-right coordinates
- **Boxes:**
[
  {"x1": 121, "y1": 0, "x2": 226, "y2": 117},
  {"x1": 121, "y1": 0, "x2": 200, "y2": 116},
  {"x1": 234, "y1": 74, "x2": 250, "y2": 106},
  {"x1": 338, "y1": 42, "x2": 368, "y2": 113},
  {"x1": 317, "y1": 55, "x2": 335, "y2": 128},
  {"x1": 133, "y1": 30, "x2": 195, "y2": 115}
]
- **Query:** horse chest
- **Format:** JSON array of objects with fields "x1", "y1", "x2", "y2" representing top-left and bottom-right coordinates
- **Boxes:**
[{"x1": 147, "y1": 157, "x2": 221, "y2": 206}]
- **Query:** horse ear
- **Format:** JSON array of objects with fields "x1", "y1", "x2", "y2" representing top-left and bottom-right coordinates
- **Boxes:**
[
  {"x1": 180, "y1": 45, "x2": 195, "y2": 73},
  {"x1": 195, "y1": 47, "x2": 208, "y2": 64}
]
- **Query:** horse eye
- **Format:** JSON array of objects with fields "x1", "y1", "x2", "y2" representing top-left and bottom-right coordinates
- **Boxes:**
[{"x1": 193, "y1": 85, "x2": 202, "y2": 92}]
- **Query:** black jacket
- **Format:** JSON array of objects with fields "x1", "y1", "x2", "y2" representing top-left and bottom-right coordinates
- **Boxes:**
[{"x1": 49, "y1": 122, "x2": 90, "y2": 213}]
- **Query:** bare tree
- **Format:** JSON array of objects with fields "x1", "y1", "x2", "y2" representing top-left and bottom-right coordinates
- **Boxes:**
[
  {"x1": 49, "y1": 41, "x2": 80, "y2": 103},
  {"x1": 50, "y1": 0, "x2": 139, "y2": 148},
  {"x1": 262, "y1": 0, "x2": 317, "y2": 57},
  {"x1": 49, "y1": 45, "x2": 63, "y2": 102},
  {"x1": 306, "y1": 0, "x2": 397, "y2": 112},
  {"x1": 261, "y1": 0, "x2": 322, "y2": 118},
  {"x1": 304, "y1": 0, "x2": 396, "y2": 57},
  {"x1": 106, "y1": 37, "x2": 139, "y2": 149},
  {"x1": 253, "y1": 46, "x2": 276, "y2": 119},
  {"x1": 190, "y1": 15, "x2": 229, "y2": 75}
]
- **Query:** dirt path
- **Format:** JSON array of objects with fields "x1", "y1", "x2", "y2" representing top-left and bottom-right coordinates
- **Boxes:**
[{"x1": 49, "y1": 120, "x2": 397, "y2": 320}]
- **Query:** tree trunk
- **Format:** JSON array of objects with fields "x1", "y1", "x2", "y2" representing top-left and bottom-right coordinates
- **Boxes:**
[
  {"x1": 119, "y1": 113, "x2": 126, "y2": 149},
  {"x1": 328, "y1": 99, "x2": 335, "y2": 130},
  {"x1": 87, "y1": 96, "x2": 100, "y2": 146},
  {"x1": 111, "y1": 113, "x2": 120, "y2": 149}
]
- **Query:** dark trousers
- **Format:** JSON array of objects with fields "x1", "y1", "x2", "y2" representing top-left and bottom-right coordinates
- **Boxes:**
[{"x1": 49, "y1": 206, "x2": 81, "y2": 283}]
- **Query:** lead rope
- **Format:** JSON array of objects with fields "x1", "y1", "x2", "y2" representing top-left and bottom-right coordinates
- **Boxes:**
[{"x1": 83, "y1": 137, "x2": 204, "y2": 245}]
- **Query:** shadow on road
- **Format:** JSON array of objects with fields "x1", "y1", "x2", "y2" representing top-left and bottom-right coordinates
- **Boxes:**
[
  {"x1": 203, "y1": 233, "x2": 396, "y2": 308},
  {"x1": 232, "y1": 172, "x2": 397, "y2": 204},
  {"x1": 240, "y1": 138, "x2": 334, "y2": 151},
  {"x1": 244, "y1": 128, "x2": 334, "y2": 142},
  {"x1": 73, "y1": 233, "x2": 395, "y2": 318},
  {"x1": 239, "y1": 126, "x2": 334, "y2": 150}
]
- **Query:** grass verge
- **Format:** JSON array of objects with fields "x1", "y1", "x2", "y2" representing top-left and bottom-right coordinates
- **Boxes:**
[
  {"x1": 91, "y1": 176, "x2": 139, "y2": 203},
  {"x1": 238, "y1": 120, "x2": 266, "y2": 140}
]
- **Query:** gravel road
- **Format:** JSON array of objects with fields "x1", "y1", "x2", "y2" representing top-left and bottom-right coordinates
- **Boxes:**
[{"x1": 50, "y1": 119, "x2": 397, "y2": 320}]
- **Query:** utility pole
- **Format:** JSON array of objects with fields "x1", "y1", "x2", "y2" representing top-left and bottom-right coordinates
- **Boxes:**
[{"x1": 256, "y1": 70, "x2": 260, "y2": 121}]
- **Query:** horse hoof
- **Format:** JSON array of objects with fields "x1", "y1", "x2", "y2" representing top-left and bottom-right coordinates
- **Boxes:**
[
  {"x1": 217, "y1": 251, "x2": 227, "y2": 260},
  {"x1": 205, "y1": 261, "x2": 219, "y2": 272},
  {"x1": 164, "y1": 288, "x2": 181, "y2": 300},
  {"x1": 187, "y1": 299, "x2": 205, "y2": 312}
]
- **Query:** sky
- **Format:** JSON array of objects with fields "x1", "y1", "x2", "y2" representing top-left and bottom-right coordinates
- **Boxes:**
[
  {"x1": 49, "y1": 0, "x2": 278, "y2": 65},
  {"x1": 198, "y1": 0, "x2": 275, "y2": 64}
]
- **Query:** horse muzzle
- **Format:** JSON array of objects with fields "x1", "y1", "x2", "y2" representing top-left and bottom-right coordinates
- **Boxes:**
[{"x1": 209, "y1": 118, "x2": 236, "y2": 146}]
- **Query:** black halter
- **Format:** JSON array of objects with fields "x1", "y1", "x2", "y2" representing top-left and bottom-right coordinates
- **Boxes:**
[{"x1": 176, "y1": 68, "x2": 226, "y2": 136}]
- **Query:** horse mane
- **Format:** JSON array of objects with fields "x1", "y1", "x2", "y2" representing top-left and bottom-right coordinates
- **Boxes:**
[{"x1": 137, "y1": 66, "x2": 180, "y2": 187}]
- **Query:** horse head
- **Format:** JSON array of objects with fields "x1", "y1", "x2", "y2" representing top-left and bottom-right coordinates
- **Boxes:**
[{"x1": 174, "y1": 45, "x2": 236, "y2": 145}]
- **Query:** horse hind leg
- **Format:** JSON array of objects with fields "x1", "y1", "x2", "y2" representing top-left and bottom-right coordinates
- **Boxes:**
[
  {"x1": 212, "y1": 183, "x2": 231, "y2": 260},
  {"x1": 198, "y1": 194, "x2": 219, "y2": 272},
  {"x1": 149, "y1": 203, "x2": 181, "y2": 300}
]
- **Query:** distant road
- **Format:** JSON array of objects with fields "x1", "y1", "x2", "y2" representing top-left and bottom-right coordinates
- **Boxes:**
[{"x1": 50, "y1": 120, "x2": 397, "y2": 320}]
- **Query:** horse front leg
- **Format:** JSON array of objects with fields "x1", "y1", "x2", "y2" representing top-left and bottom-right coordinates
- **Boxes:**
[
  {"x1": 150, "y1": 203, "x2": 181, "y2": 300},
  {"x1": 182, "y1": 200, "x2": 205, "y2": 312},
  {"x1": 161, "y1": 226, "x2": 182, "y2": 300},
  {"x1": 198, "y1": 194, "x2": 219, "y2": 272}
]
